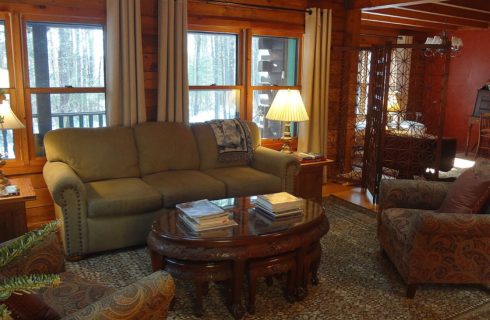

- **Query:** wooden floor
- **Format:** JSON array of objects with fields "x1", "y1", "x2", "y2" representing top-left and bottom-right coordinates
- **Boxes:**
[{"x1": 322, "y1": 182, "x2": 378, "y2": 212}]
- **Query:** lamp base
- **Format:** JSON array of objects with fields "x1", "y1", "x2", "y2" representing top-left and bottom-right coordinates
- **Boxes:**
[{"x1": 280, "y1": 139, "x2": 293, "y2": 153}]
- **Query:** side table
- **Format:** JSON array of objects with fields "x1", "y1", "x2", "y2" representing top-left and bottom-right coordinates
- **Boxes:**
[
  {"x1": 0, "y1": 178, "x2": 36, "y2": 242},
  {"x1": 294, "y1": 158, "x2": 334, "y2": 203}
]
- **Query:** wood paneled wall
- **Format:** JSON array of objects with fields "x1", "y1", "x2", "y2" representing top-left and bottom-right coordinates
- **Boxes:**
[{"x1": 4, "y1": 0, "x2": 351, "y2": 229}]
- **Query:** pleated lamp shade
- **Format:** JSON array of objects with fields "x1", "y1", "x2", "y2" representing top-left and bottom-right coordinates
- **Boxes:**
[
  {"x1": 0, "y1": 102, "x2": 25, "y2": 130},
  {"x1": 266, "y1": 89, "x2": 309, "y2": 122}
]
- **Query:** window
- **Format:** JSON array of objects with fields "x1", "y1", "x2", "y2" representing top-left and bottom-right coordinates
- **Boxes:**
[
  {"x1": 186, "y1": 29, "x2": 301, "y2": 141},
  {"x1": 25, "y1": 21, "x2": 105, "y2": 157},
  {"x1": 187, "y1": 31, "x2": 240, "y2": 123},
  {"x1": 250, "y1": 35, "x2": 299, "y2": 139},
  {"x1": 0, "y1": 19, "x2": 14, "y2": 159}
]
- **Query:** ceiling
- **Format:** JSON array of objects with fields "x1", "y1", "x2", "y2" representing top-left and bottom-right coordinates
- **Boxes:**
[{"x1": 351, "y1": 0, "x2": 490, "y2": 32}]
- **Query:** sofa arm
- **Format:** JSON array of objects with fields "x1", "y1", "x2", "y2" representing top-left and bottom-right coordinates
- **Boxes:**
[
  {"x1": 65, "y1": 271, "x2": 175, "y2": 320},
  {"x1": 379, "y1": 179, "x2": 452, "y2": 211},
  {"x1": 413, "y1": 211, "x2": 490, "y2": 236},
  {"x1": 43, "y1": 161, "x2": 88, "y2": 258},
  {"x1": 251, "y1": 146, "x2": 300, "y2": 193}
]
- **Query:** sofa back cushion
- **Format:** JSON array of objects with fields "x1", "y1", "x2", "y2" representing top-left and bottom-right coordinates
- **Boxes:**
[
  {"x1": 133, "y1": 122, "x2": 200, "y2": 175},
  {"x1": 192, "y1": 121, "x2": 261, "y2": 170},
  {"x1": 44, "y1": 127, "x2": 140, "y2": 182}
]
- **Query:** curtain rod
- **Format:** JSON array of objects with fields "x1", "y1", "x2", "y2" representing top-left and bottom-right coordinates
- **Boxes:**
[{"x1": 202, "y1": 0, "x2": 312, "y2": 15}]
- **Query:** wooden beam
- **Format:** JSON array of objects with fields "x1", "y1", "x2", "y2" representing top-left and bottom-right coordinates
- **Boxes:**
[
  {"x1": 364, "y1": 8, "x2": 489, "y2": 28},
  {"x1": 400, "y1": 3, "x2": 490, "y2": 23},
  {"x1": 350, "y1": 0, "x2": 447, "y2": 10},
  {"x1": 361, "y1": 18, "x2": 441, "y2": 32},
  {"x1": 361, "y1": 12, "x2": 458, "y2": 30},
  {"x1": 444, "y1": 0, "x2": 490, "y2": 13}
]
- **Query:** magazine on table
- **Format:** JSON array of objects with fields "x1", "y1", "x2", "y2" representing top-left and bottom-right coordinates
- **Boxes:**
[
  {"x1": 254, "y1": 204, "x2": 304, "y2": 220},
  {"x1": 176, "y1": 199, "x2": 225, "y2": 218},
  {"x1": 178, "y1": 213, "x2": 238, "y2": 232},
  {"x1": 256, "y1": 192, "x2": 303, "y2": 212}
]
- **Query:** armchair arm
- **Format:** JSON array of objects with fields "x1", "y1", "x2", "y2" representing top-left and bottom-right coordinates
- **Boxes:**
[
  {"x1": 43, "y1": 161, "x2": 88, "y2": 258},
  {"x1": 0, "y1": 233, "x2": 65, "y2": 278},
  {"x1": 379, "y1": 179, "x2": 452, "y2": 211},
  {"x1": 65, "y1": 271, "x2": 175, "y2": 320},
  {"x1": 413, "y1": 211, "x2": 490, "y2": 236},
  {"x1": 251, "y1": 146, "x2": 300, "y2": 193}
]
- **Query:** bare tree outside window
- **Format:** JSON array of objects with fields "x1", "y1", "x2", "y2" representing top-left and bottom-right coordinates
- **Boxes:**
[{"x1": 26, "y1": 22, "x2": 105, "y2": 157}]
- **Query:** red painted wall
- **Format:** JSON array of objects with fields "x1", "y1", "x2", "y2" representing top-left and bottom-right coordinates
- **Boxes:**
[{"x1": 444, "y1": 29, "x2": 490, "y2": 153}]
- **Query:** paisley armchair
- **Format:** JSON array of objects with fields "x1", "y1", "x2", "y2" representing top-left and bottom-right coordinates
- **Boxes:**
[
  {"x1": 378, "y1": 178, "x2": 490, "y2": 298},
  {"x1": 1, "y1": 233, "x2": 175, "y2": 319}
]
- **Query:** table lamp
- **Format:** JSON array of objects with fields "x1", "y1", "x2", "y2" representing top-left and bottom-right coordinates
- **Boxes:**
[
  {"x1": 387, "y1": 92, "x2": 401, "y2": 129},
  {"x1": 265, "y1": 89, "x2": 309, "y2": 152},
  {"x1": 0, "y1": 94, "x2": 25, "y2": 190}
]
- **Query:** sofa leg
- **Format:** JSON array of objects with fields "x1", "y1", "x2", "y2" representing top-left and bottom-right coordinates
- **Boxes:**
[
  {"x1": 406, "y1": 284, "x2": 418, "y2": 298},
  {"x1": 66, "y1": 255, "x2": 85, "y2": 262}
]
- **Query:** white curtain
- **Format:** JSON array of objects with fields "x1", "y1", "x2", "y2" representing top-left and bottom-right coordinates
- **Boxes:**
[
  {"x1": 157, "y1": 0, "x2": 189, "y2": 123},
  {"x1": 106, "y1": 0, "x2": 146, "y2": 126},
  {"x1": 298, "y1": 8, "x2": 332, "y2": 155}
]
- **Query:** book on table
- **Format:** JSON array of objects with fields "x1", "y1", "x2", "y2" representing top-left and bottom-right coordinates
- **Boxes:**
[
  {"x1": 178, "y1": 213, "x2": 237, "y2": 232},
  {"x1": 254, "y1": 204, "x2": 304, "y2": 220},
  {"x1": 176, "y1": 199, "x2": 238, "y2": 232},
  {"x1": 255, "y1": 192, "x2": 303, "y2": 212},
  {"x1": 252, "y1": 209, "x2": 303, "y2": 231}
]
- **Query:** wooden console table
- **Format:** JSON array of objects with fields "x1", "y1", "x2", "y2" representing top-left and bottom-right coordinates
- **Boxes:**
[
  {"x1": 0, "y1": 178, "x2": 36, "y2": 242},
  {"x1": 294, "y1": 158, "x2": 334, "y2": 203}
]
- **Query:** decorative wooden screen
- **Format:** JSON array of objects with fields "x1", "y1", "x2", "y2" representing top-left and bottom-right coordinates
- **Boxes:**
[
  {"x1": 359, "y1": 43, "x2": 450, "y2": 202},
  {"x1": 361, "y1": 46, "x2": 391, "y2": 202}
]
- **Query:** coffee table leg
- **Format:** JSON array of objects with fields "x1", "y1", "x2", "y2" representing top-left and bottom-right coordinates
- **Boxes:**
[
  {"x1": 150, "y1": 249, "x2": 165, "y2": 271},
  {"x1": 229, "y1": 259, "x2": 245, "y2": 319},
  {"x1": 295, "y1": 246, "x2": 307, "y2": 301}
]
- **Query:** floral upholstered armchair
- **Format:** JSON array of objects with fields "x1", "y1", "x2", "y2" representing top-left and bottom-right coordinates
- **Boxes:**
[
  {"x1": 1, "y1": 231, "x2": 174, "y2": 319},
  {"x1": 377, "y1": 169, "x2": 490, "y2": 298}
]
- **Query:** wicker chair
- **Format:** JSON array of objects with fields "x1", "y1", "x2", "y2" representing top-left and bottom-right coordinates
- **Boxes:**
[
  {"x1": 377, "y1": 179, "x2": 490, "y2": 298},
  {"x1": 1, "y1": 233, "x2": 175, "y2": 319}
]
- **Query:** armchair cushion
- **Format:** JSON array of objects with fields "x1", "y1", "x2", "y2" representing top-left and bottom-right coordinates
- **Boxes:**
[
  {"x1": 40, "y1": 272, "x2": 114, "y2": 317},
  {"x1": 437, "y1": 167, "x2": 490, "y2": 214}
]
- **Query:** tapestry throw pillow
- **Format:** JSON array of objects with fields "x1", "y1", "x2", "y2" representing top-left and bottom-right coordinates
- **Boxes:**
[{"x1": 437, "y1": 166, "x2": 490, "y2": 214}]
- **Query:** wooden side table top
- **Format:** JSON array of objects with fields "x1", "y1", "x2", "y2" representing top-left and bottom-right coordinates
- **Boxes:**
[
  {"x1": 298, "y1": 158, "x2": 334, "y2": 167},
  {"x1": 0, "y1": 178, "x2": 36, "y2": 204}
]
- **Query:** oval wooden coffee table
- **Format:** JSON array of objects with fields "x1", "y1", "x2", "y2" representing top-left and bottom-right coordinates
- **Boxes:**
[{"x1": 147, "y1": 197, "x2": 329, "y2": 319}]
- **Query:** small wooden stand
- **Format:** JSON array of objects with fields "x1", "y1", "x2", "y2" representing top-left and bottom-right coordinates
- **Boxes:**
[
  {"x1": 0, "y1": 178, "x2": 36, "y2": 242},
  {"x1": 294, "y1": 158, "x2": 334, "y2": 203}
]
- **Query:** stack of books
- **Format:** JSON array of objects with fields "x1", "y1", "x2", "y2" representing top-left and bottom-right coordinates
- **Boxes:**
[
  {"x1": 293, "y1": 152, "x2": 325, "y2": 162},
  {"x1": 254, "y1": 192, "x2": 304, "y2": 219},
  {"x1": 176, "y1": 199, "x2": 237, "y2": 232}
]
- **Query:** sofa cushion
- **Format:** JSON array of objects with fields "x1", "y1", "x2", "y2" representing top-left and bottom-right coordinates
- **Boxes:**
[
  {"x1": 133, "y1": 122, "x2": 200, "y2": 175},
  {"x1": 86, "y1": 178, "x2": 162, "y2": 218},
  {"x1": 437, "y1": 167, "x2": 490, "y2": 214},
  {"x1": 44, "y1": 127, "x2": 140, "y2": 182},
  {"x1": 192, "y1": 121, "x2": 261, "y2": 170},
  {"x1": 143, "y1": 170, "x2": 226, "y2": 207},
  {"x1": 205, "y1": 166, "x2": 281, "y2": 197}
]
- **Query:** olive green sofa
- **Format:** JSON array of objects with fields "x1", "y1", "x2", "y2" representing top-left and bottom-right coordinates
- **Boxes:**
[{"x1": 43, "y1": 121, "x2": 299, "y2": 259}]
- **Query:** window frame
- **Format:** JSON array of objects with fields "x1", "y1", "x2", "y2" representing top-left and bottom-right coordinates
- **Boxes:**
[
  {"x1": 246, "y1": 29, "x2": 302, "y2": 143},
  {"x1": 187, "y1": 26, "x2": 303, "y2": 144},
  {"x1": 20, "y1": 14, "x2": 106, "y2": 165},
  {"x1": 187, "y1": 25, "x2": 245, "y2": 122},
  {"x1": 0, "y1": 12, "x2": 27, "y2": 168}
]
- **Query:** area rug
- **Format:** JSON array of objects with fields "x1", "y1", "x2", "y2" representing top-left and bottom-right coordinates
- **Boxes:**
[{"x1": 66, "y1": 196, "x2": 490, "y2": 319}]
